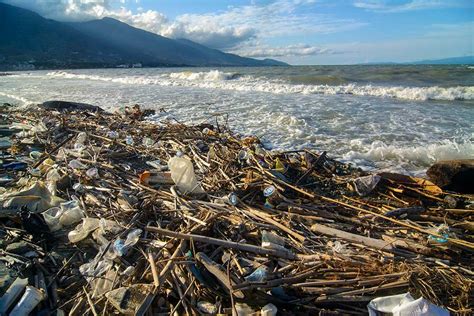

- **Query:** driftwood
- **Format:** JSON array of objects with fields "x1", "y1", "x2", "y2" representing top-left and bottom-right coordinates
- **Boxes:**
[{"x1": 0, "y1": 105, "x2": 472, "y2": 315}]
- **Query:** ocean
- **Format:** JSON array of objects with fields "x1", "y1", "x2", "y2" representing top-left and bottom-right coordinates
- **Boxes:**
[{"x1": 1, "y1": 65, "x2": 473, "y2": 175}]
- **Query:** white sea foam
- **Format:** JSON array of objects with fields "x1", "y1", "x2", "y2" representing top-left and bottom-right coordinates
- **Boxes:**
[
  {"x1": 0, "y1": 92, "x2": 32, "y2": 106},
  {"x1": 169, "y1": 70, "x2": 239, "y2": 81},
  {"x1": 343, "y1": 139, "x2": 474, "y2": 167},
  {"x1": 46, "y1": 70, "x2": 474, "y2": 101}
]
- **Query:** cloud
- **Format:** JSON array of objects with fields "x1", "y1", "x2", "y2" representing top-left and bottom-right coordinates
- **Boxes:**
[
  {"x1": 3, "y1": 0, "x2": 118, "y2": 21},
  {"x1": 3, "y1": 0, "x2": 365, "y2": 56},
  {"x1": 353, "y1": 0, "x2": 472, "y2": 12},
  {"x1": 233, "y1": 44, "x2": 341, "y2": 57}
]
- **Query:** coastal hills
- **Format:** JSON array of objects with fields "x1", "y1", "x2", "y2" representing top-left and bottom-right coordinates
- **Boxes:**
[{"x1": 0, "y1": 3, "x2": 286, "y2": 70}]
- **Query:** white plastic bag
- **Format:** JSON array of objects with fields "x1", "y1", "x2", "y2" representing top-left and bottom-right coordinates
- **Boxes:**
[
  {"x1": 168, "y1": 155, "x2": 204, "y2": 194},
  {"x1": 353, "y1": 174, "x2": 381, "y2": 196},
  {"x1": 367, "y1": 292, "x2": 449, "y2": 316}
]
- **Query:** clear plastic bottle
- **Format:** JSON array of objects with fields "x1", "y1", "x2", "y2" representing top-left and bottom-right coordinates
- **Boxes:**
[
  {"x1": 58, "y1": 200, "x2": 84, "y2": 226},
  {"x1": 68, "y1": 159, "x2": 88, "y2": 170},
  {"x1": 113, "y1": 229, "x2": 142, "y2": 257},
  {"x1": 142, "y1": 137, "x2": 154, "y2": 147},
  {"x1": 125, "y1": 135, "x2": 134, "y2": 145},
  {"x1": 42, "y1": 207, "x2": 63, "y2": 231},
  {"x1": 107, "y1": 131, "x2": 119, "y2": 139},
  {"x1": 86, "y1": 167, "x2": 99, "y2": 178},
  {"x1": 261, "y1": 303, "x2": 278, "y2": 316},
  {"x1": 68, "y1": 218, "x2": 101, "y2": 243},
  {"x1": 9, "y1": 286, "x2": 45, "y2": 316},
  {"x1": 74, "y1": 132, "x2": 87, "y2": 150},
  {"x1": 46, "y1": 168, "x2": 61, "y2": 195}
]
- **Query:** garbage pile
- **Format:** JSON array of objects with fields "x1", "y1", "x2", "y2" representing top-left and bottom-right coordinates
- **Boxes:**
[{"x1": 1, "y1": 103, "x2": 472, "y2": 315}]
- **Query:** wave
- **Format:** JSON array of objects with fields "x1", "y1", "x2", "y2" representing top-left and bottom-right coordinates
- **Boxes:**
[
  {"x1": 343, "y1": 139, "x2": 474, "y2": 167},
  {"x1": 0, "y1": 92, "x2": 32, "y2": 106},
  {"x1": 45, "y1": 70, "x2": 474, "y2": 101},
  {"x1": 169, "y1": 70, "x2": 240, "y2": 81}
]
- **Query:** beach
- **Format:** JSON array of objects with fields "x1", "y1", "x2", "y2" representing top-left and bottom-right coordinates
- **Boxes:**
[{"x1": 0, "y1": 103, "x2": 472, "y2": 314}]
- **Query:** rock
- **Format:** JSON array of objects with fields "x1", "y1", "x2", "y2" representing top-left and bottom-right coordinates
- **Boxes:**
[
  {"x1": 427, "y1": 160, "x2": 474, "y2": 193},
  {"x1": 40, "y1": 100, "x2": 104, "y2": 112}
]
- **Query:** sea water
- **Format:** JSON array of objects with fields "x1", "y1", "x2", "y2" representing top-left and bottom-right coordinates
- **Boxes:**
[{"x1": 1, "y1": 65, "x2": 473, "y2": 175}]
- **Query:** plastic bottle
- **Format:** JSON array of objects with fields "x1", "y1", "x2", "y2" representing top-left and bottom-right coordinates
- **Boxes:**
[
  {"x1": 68, "y1": 218, "x2": 101, "y2": 243},
  {"x1": 9, "y1": 286, "x2": 45, "y2": 316},
  {"x1": 168, "y1": 153, "x2": 204, "y2": 194},
  {"x1": 261, "y1": 303, "x2": 278, "y2": 316},
  {"x1": 46, "y1": 168, "x2": 61, "y2": 195},
  {"x1": 146, "y1": 159, "x2": 168, "y2": 171},
  {"x1": 86, "y1": 167, "x2": 99, "y2": 178},
  {"x1": 228, "y1": 192, "x2": 238, "y2": 206},
  {"x1": 113, "y1": 229, "x2": 142, "y2": 257},
  {"x1": 107, "y1": 131, "x2": 119, "y2": 139},
  {"x1": 74, "y1": 132, "x2": 87, "y2": 150},
  {"x1": 58, "y1": 200, "x2": 84, "y2": 226},
  {"x1": 0, "y1": 278, "x2": 28, "y2": 314},
  {"x1": 142, "y1": 137, "x2": 154, "y2": 147},
  {"x1": 245, "y1": 266, "x2": 268, "y2": 282},
  {"x1": 38, "y1": 158, "x2": 55, "y2": 174},
  {"x1": 125, "y1": 135, "x2": 134, "y2": 145},
  {"x1": 68, "y1": 159, "x2": 87, "y2": 170},
  {"x1": 29, "y1": 151, "x2": 43, "y2": 160},
  {"x1": 262, "y1": 230, "x2": 286, "y2": 251},
  {"x1": 72, "y1": 183, "x2": 85, "y2": 193},
  {"x1": 42, "y1": 207, "x2": 63, "y2": 231},
  {"x1": 29, "y1": 168, "x2": 42, "y2": 177}
]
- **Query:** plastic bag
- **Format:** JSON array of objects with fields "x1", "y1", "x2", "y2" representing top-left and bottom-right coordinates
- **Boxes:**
[
  {"x1": 367, "y1": 292, "x2": 449, "y2": 316},
  {"x1": 2, "y1": 182, "x2": 64, "y2": 213},
  {"x1": 168, "y1": 155, "x2": 205, "y2": 194},
  {"x1": 353, "y1": 175, "x2": 381, "y2": 196}
]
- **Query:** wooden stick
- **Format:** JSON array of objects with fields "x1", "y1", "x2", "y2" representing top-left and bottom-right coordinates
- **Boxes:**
[
  {"x1": 310, "y1": 223, "x2": 397, "y2": 252},
  {"x1": 148, "y1": 252, "x2": 159, "y2": 287},
  {"x1": 145, "y1": 226, "x2": 296, "y2": 259}
]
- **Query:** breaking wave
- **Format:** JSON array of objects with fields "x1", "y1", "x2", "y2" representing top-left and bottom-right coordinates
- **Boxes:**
[
  {"x1": 46, "y1": 70, "x2": 474, "y2": 101},
  {"x1": 169, "y1": 70, "x2": 241, "y2": 81},
  {"x1": 0, "y1": 92, "x2": 32, "y2": 106},
  {"x1": 343, "y1": 139, "x2": 474, "y2": 167}
]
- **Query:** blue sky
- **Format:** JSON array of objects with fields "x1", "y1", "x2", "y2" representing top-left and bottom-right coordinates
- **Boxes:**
[{"x1": 4, "y1": 0, "x2": 474, "y2": 64}]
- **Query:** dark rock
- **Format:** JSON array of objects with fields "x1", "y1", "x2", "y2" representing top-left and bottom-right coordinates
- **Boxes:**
[
  {"x1": 40, "y1": 100, "x2": 104, "y2": 112},
  {"x1": 427, "y1": 159, "x2": 474, "y2": 193}
]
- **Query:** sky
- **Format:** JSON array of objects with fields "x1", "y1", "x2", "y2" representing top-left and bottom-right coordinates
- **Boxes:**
[{"x1": 3, "y1": 0, "x2": 473, "y2": 64}]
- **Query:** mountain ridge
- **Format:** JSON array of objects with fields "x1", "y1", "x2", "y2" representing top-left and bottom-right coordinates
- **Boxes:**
[
  {"x1": 0, "y1": 3, "x2": 287, "y2": 70},
  {"x1": 359, "y1": 56, "x2": 474, "y2": 65}
]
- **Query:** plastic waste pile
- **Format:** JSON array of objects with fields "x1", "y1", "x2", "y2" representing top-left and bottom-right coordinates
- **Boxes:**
[{"x1": 0, "y1": 103, "x2": 472, "y2": 315}]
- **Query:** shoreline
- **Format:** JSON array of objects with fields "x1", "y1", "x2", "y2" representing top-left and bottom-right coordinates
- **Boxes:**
[{"x1": 0, "y1": 102, "x2": 472, "y2": 314}]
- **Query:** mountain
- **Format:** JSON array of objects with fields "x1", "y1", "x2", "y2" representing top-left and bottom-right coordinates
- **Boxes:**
[
  {"x1": 359, "y1": 56, "x2": 474, "y2": 66},
  {"x1": 408, "y1": 56, "x2": 474, "y2": 65},
  {"x1": 0, "y1": 3, "x2": 286, "y2": 70}
]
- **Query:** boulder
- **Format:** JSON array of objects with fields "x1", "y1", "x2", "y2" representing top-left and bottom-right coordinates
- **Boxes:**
[
  {"x1": 40, "y1": 100, "x2": 104, "y2": 112},
  {"x1": 426, "y1": 159, "x2": 474, "y2": 193}
]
